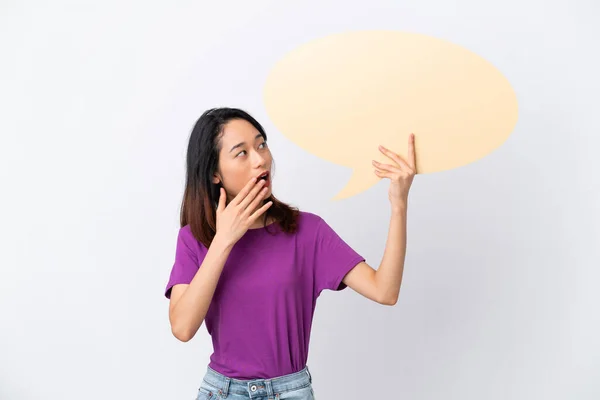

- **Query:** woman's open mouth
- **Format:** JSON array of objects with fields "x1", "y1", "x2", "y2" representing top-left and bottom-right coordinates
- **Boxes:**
[{"x1": 257, "y1": 171, "x2": 270, "y2": 187}]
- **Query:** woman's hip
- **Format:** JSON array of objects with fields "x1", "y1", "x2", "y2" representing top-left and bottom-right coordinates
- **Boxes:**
[{"x1": 196, "y1": 365, "x2": 315, "y2": 400}]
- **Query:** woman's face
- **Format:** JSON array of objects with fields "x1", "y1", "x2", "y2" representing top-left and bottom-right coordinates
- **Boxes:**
[{"x1": 213, "y1": 118, "x2": 273, "y2": 202}]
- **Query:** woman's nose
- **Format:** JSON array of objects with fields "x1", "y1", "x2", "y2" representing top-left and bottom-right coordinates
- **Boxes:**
[{"x1": 252, "y1": 152, "x2": 267, "y2": 166}]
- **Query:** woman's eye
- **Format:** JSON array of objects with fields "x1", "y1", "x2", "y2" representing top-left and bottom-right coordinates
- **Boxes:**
[{"x1": 236, "y1": 142, "x2": 266, "y2": 157}]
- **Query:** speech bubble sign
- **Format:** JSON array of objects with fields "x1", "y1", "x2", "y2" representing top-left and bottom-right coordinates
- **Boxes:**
[{"x1": 263, "y1": 30, "x2": 518, "y2": 200}]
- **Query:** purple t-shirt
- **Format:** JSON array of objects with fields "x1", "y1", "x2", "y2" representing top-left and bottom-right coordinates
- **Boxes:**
[{"x1": 164, "y1": 211, "x2": 365, "y2": 379}]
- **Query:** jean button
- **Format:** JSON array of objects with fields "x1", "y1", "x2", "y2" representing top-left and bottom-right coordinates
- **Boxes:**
[{"x1": 250, "y1": 385, "x2": 257, "y2": 392}]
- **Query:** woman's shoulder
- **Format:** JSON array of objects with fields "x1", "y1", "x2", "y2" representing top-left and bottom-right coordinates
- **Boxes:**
[
  {"x1": 293, "y1": 210, "x2": 331, "y2": 239},
  {"x1": 176, "y1": 224, "x2": 209, "y2": 252},
  {"x1": 296, "y1": 210, "x2": 324, "y2": 226},
  {"x1": 177, "y1": 224, "x2": 196, "y2": 241}
]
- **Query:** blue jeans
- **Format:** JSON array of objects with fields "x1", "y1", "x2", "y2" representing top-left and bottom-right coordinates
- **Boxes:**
[{"x1": 196, "y1": 365, "x2": 315, "y2": 400}]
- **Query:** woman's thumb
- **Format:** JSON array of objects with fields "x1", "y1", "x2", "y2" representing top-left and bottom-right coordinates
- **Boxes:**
[{"x1": 217, "y1": 187, "x2": 226, "y2": 212}]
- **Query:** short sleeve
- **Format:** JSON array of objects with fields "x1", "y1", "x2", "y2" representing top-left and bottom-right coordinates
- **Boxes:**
[
  {"x1": 313, "y1": 217, "x2": 365, "y2": 296},
  {"x1": 164, "y1": 227, "x2": 206, "y2": 299}
]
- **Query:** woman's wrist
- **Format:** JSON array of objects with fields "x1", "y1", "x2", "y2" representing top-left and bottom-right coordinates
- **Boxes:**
[{"x1": 212, "y1": 232, "x2": 235, "y2": 252}]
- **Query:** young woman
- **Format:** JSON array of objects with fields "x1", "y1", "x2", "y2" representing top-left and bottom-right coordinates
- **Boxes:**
[{"x1": 164, "y1": 107, "x2": 416, "y2": 400}]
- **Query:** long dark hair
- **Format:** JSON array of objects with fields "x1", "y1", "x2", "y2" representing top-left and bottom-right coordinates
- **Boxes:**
[{"x1": 180, "y1": 107, "x2": 299, "y2": 248}]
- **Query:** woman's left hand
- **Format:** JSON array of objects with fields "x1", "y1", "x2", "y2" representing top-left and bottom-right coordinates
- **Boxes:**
[{"x1": 372, "y1": 133, "x2": 417, "y2": 211}]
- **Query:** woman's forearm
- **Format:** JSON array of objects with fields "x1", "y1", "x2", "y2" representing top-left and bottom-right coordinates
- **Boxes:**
[
  {"x1": 375, "y1": 204, "x2": 408, "y2": 305},
  {"x1": 169, "y1": 234, "x2": 233, "y2": 341}
]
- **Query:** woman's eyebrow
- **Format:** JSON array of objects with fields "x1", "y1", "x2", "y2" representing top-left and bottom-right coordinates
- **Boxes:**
[{"x1": 229, "y1": 134, "x2": 263, "y2": 153}]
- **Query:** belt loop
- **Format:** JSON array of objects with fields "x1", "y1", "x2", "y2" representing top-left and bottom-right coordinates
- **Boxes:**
[
  {"x1": 265, "y1": 379, "x2": 274, "y2": 399},
  {"x1": 306, "y1": 365, "x2": 312, "y2": 383},
  {"x1": 221, "y1": 376, "x2": 230, "y2": 398}
]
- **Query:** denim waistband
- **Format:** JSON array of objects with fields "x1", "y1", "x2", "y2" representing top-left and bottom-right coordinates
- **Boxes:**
[{"x1": 201, "y1": 365, "x2": 312, "y2": 398}]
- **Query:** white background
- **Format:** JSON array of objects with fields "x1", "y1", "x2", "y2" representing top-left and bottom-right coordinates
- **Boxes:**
[{"x1": 1, "y1": 1, "x2": 598, "y2": 399}]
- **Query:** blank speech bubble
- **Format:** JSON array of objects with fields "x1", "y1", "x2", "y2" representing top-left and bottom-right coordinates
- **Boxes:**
[{"x1": 263, "y1": 30, "x2": 519, "y2": 200}]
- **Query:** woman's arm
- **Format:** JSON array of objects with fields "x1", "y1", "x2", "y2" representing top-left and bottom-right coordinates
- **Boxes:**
[
  {"x1": 168, "y1": 177, "x2": 273, "y2": 341},
  {"x1": 342, "y1": 204, "x2": 407, "y2": 305},
  {"x1": 375, "y1": 204, "x2": 408, "y2": 304},
  {"x1": 168, "y1": 234, "x2": 233, "y2": 342},
  {"x1": 342, "y1": 134, "x2": 415, "y2": 305}
]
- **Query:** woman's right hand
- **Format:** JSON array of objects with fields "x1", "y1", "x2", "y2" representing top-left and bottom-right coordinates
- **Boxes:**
[{"x1": 215, "y1": 176, "x2": 273, "y2": 247}]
